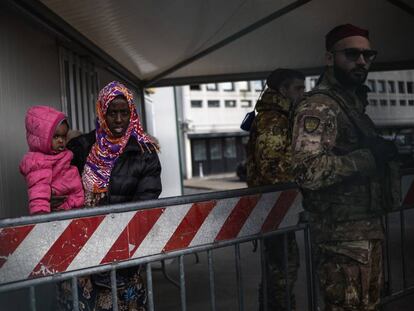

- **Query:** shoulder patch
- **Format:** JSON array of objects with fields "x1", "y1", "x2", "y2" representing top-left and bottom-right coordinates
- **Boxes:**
[{"x1": 304, "y1": 116, "x2": 320, "y2": 133}]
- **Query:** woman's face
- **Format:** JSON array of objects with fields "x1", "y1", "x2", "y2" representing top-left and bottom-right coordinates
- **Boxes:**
[{"x1": 105, "y1": 96, "x2": 131, "y2": 138}]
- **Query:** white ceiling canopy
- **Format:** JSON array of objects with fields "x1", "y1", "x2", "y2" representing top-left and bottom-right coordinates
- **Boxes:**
[{"x1": 38, "y1": 0, "x2": 414, "y2": 86}]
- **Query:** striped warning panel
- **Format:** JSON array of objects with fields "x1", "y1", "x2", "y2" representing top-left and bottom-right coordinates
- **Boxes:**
[{"x1": 0, "y1": 190, "x2": 302, "y2": 285}]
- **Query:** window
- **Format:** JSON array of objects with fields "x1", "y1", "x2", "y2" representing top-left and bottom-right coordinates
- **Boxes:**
[
  {"x1": 387, "y1": 81, "x2": 395, "y2": 93},
  {"x1": 400, "y1": 100, "x2": 407, "y2": 106},
  {"x1": 225, "y1": 100, "x2": 236, "y2": 108},
  {"x1": 390, "y1": 100, "x2": 397, "y2": 106},
  {"x1": 240, "y1": 100, "x2": 252, "y2": 108},
  {"x1": 398, "y1": 81, "x2": 405, "y2": 93},
  {"x1": 407, "y1": 82, "x2": 413, "y2": 94},
  {"x1": 309, "y1": 77, "x2": 319, "y2": 90},
  {"x1": 193, "y1": 140, "x2": 207, "y2": 161},
  {"x1": 191, "y1": 100, "x2": 202, "y2": 108},
  {"x1": 253, "y1": 80, "x2": 263, "y2": 91},
  {"x1": 190, "y1": 84, "x2": 201, "y2": 90},
  {"x1": 208, "y1": 100, "x2": 220, "y2": 108},
  {"x1": 370, "y1": 99, "x2": 378, "y2": 106},
  {"x1": 210, "y1": 139, "x2": 222, "y2": 160},
  {"x1": 224, "y1": 137, "x2": 237, "y2": 159},
  {"x1": 409, "y1": 100, "x2": 414, "y2": 106},
  {"x1": 380, "y1": 99, "x2": 388, "y2": 106},
  {"x1": 367, "y1": 80, "x2": 376, "y2": 92},
  {"x1": 377, "y1": 80, "x2": 386, "y2": 93},
  {"x1": 206, "y1": 83, "x2": 218, "y2": 91},
  {"x1": 238, "y1": 81, "x2": 250, "y2": 91},
  {"x1": 60, "y1": 47, "x2": 98, "y2": 133},
  {"x1": 221, "y1": 82, "x2": 234, "y2": 91}
]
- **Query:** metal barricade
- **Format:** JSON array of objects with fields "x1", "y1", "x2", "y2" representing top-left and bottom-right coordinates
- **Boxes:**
[
  {"x1": 2, "y1": 172, "x2": 414, "y2": 310},
  {"x1": 380, "y1": 169, "x2": 414, "y2": 306},
  {"x1": 0, "y1": 183, "x2": 314, "y2": 311}
]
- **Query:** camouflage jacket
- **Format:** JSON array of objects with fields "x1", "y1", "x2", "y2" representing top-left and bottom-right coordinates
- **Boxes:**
[
  {"x1": 291, "y1": 68, "x2": 390, "y2": 241},
  {"x1": 246, "y1": 89, "x2": 293, "y2": 187}
]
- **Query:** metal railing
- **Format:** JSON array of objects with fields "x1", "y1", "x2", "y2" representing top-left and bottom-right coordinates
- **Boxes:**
[
  {"x1": 381, "y1": 169, "x2": 414, "y2": 305},
  {"x1": 1, "y1": 173, "x2": 414, "y2": 310},
  {"x1": 10, "y1": 226, "x2": 313, "y2": 311},
  {"x1": 0, "y1": 183, "x2": 313, "y2": 311}
]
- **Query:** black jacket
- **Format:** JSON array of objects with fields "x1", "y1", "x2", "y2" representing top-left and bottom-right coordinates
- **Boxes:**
[{"x1": 67, "y1": 131, "x2": 162, "y2": 205}]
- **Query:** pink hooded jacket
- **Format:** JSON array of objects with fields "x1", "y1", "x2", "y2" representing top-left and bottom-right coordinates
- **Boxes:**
[{"x1": 19, "y1": 106, "x2": 84, "y2": 214}]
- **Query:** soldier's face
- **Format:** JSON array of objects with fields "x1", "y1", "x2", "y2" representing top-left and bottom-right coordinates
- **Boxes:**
[
  {"x1": 281, "y1": 78, "x2": 305, "y2": 105},
  {"x1": 326, "y1": 36, "x2": 374, "y2": 86}
]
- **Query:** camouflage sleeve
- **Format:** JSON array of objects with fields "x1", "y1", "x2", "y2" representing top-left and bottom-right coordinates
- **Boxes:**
[
  {"x1": 255, "y1": 116, "x2": 292, "y2": 182},
  {"x1": 291, "y1": 99, "x2": 375, "y2": 190}
]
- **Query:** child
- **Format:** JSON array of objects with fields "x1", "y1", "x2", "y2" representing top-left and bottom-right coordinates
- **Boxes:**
[{"x1": 20, "y1": 106, "x2": 84, "y2": 214}]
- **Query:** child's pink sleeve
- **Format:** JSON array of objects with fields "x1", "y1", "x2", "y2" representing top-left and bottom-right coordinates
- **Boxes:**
[
  {"x1": 25, "y1": 168, "x2": 53, "y2": 214},
  {"x1": 20, "y1": 154, "x2": 53, "y2": 214},
  {"x1": 59, "y1": 186, "x2": 85, "y2": 210},
  {"x1": 58, "y1": 165, "x2": 85, "y2": 210}
]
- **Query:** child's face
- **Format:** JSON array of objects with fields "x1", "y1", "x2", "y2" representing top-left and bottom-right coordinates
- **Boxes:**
[{"x1": 52, "y1": 122, "x2": 69, "y2": 153}]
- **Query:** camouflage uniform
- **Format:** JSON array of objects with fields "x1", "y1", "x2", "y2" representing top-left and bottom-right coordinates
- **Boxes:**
[
  {"x1": 247, "y1": 89, "x2": 293, "y2": 187},
  {"x1": 292, "y1": 68, "x2": 398, "y2": 311},
  {"x1": 246, "y1": 89, "x2": 299, "y2": 311}
]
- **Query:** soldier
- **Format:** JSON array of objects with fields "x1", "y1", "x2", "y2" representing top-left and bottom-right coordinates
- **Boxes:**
[
  {"x1": 246, "y1": 68, "x2": 305, "y2": 310},
  {"x1": 291, "y1": 24, "x2": 399, "y2": 310}
]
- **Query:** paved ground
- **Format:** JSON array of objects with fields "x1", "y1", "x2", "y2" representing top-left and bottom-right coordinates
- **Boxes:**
[{"x1": 183, "y1": 172, "x2": 247, "y2": 192}]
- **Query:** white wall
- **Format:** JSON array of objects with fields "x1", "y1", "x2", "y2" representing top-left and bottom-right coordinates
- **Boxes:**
[
  {"x1": 145, "y1": 87, "x2": 182, "y2": 198},
  {"x1": 365, "y1": 70, "x2": 414, "y2": 127},
  {"x1": 183, "y1": 82, "x2": 260, "y2": 134}
]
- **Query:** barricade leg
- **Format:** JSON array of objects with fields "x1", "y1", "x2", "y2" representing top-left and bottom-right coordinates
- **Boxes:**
[
  {"x1": 304, "y1": 225, "x2": 317, "y2": 311},
  {"x1": 179, "y1": 255, "x2": 187, "y2": 311},
  {"x1": 384, "y1": 214, "x2": 392, "y2": 295},
  {"x1": 110, "y1": 267, "x2": 119, "y2": 311},
  {"x1": 400, "y1": 208, "x2": 407, "y2": 290},
  {"x1": 146, "y1": 263, "x2": 155, "y2": 311},
  {"x1": 283, "y1": 233, "x2": 292, "y2": 311},
  {"x1": 259, "y1": 238, "x2": 268, "y2": 311},
  {"x1": 71, "y1": 276, "x2": 79, "y2": 311},
  {"x1": 235, "y1": 243, "x2": 244, "y2": 311},
  {"x1": 207, "y1": 250, "x2": 217, "y2": 311},
  {"x1": 29, "y1": 286, "x2": 36, "y2": 311}
]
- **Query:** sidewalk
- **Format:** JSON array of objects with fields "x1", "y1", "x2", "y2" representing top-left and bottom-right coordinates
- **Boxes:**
[{"x1": 183, "y1": 173, "x2": 247, "y2": 192}]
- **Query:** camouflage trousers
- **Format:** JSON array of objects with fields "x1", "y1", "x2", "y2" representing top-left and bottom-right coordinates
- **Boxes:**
[
  {"x1": 317, "y1": 239, "x2": 383, "y2": 311},
  {"x1": 259, "y1": 232, "x2": 299, "y2": 311}
]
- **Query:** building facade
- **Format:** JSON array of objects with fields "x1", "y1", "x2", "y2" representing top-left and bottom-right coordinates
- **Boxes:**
[
  {"x1": 178, "y1": 71, "x2": 414, "y2": 179},
  {"x1": 176, "y1": 80, "x2": 265, "y2": 178}
]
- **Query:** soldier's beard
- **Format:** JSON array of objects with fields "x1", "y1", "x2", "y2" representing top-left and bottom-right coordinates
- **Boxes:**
[{"x1": 333, "y1": 64, "x2": 368, "y2": 88}]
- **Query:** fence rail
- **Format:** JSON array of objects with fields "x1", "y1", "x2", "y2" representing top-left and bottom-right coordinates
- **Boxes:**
[{"x1": 1, "y1": 171, "x2": 414, "y2": 309}]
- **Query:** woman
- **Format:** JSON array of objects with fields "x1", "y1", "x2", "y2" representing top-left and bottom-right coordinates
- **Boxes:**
[{"x1": 58, "y1": 81, "x2": 161, "y2": 311}]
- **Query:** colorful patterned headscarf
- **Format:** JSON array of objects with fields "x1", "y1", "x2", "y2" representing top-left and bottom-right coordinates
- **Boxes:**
[{"x1": 82, "y1": 81, "x2": 156, "y2": 198}]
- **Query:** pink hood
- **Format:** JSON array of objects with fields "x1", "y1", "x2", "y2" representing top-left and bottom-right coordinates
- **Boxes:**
[{"x1": 25, "y1": 106, "x2": 66, "y2": 154}]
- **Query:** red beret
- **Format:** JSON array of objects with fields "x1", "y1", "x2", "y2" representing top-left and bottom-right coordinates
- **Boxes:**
[{"x1": 325, "y1": 24, "x2": 369, "y2": 50}]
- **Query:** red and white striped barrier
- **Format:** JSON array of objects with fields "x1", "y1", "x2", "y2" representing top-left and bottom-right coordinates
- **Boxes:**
[
  {"x1": 401, "y1": 174, "x2": 414, "y2": 206},
  {"x1": 0, "y1": 189, "x2": 302, "y2": 285}
]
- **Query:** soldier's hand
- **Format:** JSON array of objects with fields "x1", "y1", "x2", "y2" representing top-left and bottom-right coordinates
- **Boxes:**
[{"x1": 363, "y1": 136, "x2": 398, "y2": 165}]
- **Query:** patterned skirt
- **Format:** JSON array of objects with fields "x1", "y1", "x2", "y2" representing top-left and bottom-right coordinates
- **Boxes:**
[{"x1": 57, "y1": 267, "x2": 147, "y2": 311}]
